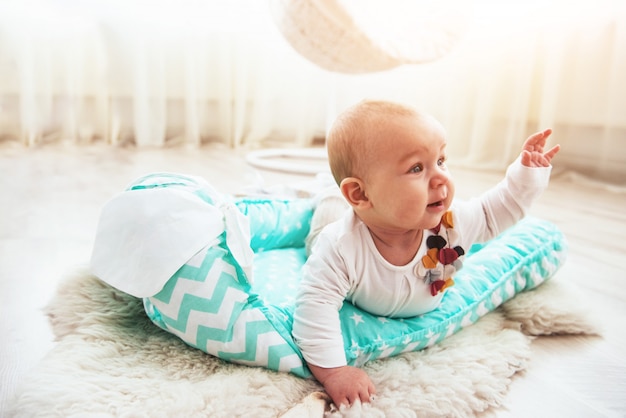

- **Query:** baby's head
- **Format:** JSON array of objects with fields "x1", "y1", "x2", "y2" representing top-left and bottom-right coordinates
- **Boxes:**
[
  {"x1": 327, "y1": 101, "x2": 443, "y2": 184},
  {"x1": 326, "y1": 100, "x2": 454, "y2": 231}
]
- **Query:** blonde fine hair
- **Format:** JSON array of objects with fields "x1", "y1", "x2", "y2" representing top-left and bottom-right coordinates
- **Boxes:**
[{"x1": 326, "y1": 100, "x2": 418, "y2": 185}]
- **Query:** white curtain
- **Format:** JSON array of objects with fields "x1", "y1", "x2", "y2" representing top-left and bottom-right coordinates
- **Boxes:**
[
  {"x1": 0, "y1": 0, "x2": 331, "y2": 148},
  {"x1": 0, "y1": 0, "x2": 624, "y2": 183}
]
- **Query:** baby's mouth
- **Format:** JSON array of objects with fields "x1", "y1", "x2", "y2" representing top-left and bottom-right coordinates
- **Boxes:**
[{"x1": 427, "y1": 200, "x2": 443, "y2": 208}]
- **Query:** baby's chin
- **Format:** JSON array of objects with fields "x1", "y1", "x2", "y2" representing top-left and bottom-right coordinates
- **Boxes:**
[
  {"x1": 424, "y1": 219, "x2": 442, "y2": 230},
  {"x1": 424, "y1": 206, "x2": 452, "y2": 229}
]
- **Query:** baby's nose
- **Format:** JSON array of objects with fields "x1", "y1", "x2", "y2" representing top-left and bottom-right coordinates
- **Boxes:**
[{"x1": 430, "y1": 170, "x2": 450, "y2": 187}]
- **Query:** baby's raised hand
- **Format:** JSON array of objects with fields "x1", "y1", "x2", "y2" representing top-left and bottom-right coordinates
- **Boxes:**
[{"x1": 521, "y1": 129, "x2": 560, "y2": 167}]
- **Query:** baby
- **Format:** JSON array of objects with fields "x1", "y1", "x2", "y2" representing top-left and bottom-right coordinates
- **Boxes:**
[{"x1": 292, "y1": 100, "x2": 560, "y2": 408}]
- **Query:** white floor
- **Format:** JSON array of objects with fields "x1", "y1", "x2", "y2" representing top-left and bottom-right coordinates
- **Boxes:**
[{"x1": 1, "y1": 142, "x2": 625, "y2": 417}]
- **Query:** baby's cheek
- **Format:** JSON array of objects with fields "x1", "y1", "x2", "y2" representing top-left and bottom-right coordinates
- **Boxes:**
[{"x1": 446, "y1": 182, "x2": 455, "y2": 204}]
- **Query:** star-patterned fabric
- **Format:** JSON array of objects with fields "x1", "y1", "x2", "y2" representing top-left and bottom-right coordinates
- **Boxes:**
[{"x1": 238, "y1": 202, "x2": 567, "y2": 369}]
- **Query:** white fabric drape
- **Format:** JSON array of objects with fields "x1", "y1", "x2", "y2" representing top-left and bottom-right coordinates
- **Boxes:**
[
  {"x1": 0, "y1": 0, "x2": 330, "y2": 148},
  {"x1": 0, "y1": 0, "x2": 624, "y2": 182}
]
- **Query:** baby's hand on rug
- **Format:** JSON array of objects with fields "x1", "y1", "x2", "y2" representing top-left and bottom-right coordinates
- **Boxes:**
[
  {"x1": 308, "y1": 364, "x2": 376, "y2": 408},
  {"x1": 520, "y1": 129, "x2": 560, "y2": 168}
]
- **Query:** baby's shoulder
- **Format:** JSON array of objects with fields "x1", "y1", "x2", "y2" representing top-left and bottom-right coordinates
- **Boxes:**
[{"x1": 315, "y1": 211, "x2": 368, "y2": 253}]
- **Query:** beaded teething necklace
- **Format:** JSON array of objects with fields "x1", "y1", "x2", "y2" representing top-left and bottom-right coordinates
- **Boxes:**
[{"x1": 414, "y1": 211, "x2": 465, "y2": 296}]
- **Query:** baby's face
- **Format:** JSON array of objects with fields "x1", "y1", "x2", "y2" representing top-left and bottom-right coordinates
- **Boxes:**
[{"x1": 359, "y1": 114, "x2": 455, "y2": 232}]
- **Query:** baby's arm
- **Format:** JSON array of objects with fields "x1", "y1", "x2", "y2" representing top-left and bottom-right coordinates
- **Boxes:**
[
  {"x1": 294, "y1": 231, "x2": 376, "y2": 408},
  {"x1": 456, "y1": 129, "x2": 560, "y2": 243}
]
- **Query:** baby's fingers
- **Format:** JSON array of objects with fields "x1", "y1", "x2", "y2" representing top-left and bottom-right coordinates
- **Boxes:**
[
  {"x1": 521, "y1": 150, "x2": 533, "y2": 167},
  {"x1": 524, "y1": 128, "x2": 552, "y2": 149},
  {"x1": 543, "y1": 144, "x2": 560, "y2": 163},
  {"x1": 346, "y1": 380, "x2": 375, "y2": 406}
]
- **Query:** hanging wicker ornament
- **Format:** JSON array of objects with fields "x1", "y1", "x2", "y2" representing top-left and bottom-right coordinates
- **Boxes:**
[{"x1": 270, "y1": 0, "x2": 471, "y2": 74}]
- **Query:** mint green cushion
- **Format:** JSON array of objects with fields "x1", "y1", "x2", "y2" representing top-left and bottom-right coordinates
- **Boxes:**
[
  {"x1": 339, "y1": 218, "x2": 566, "y2": 365},
  {"x1": 251, "y1": 217, "x2": 567, "y2": 369},
  {"x1": 142, "y1": 185, "x2": 567, "y2": 378}
]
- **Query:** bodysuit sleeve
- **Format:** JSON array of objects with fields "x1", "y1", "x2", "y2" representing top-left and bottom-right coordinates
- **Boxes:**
[
  {"x1": 292, "y1": 227, "x2": 353, "y2": 368},
  {"x1": 456, "y1": 157, "x2": 553, "y2": 244}
]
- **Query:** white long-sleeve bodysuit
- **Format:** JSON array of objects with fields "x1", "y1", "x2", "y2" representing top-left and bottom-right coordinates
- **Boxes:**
[{"x1": 292, "y1": 159, "x2": 553, "y2": 368}]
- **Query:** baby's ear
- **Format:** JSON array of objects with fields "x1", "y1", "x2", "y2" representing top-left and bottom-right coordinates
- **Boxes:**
[{"x1": 340, "y1": 177, "x2": 370, "y2": 208}]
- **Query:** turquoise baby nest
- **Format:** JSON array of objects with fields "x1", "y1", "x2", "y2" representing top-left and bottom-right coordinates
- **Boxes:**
[{"x1": 136, "y1": 174, "x2": 567, "y2": 379}]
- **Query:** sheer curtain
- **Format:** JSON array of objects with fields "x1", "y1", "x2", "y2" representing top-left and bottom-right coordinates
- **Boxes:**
[
  {"x1": 0, "y1": 0, "x2": 624, "y2": 182},
  {"x1": 0, "y1": 0, "x2": 332, "y2": 147}
]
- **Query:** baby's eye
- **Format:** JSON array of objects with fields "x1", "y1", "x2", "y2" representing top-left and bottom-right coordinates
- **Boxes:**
[
  {"x1": 437, "y1": 157, "x2": 446, "y2": 167},
  {"x1": 410, "y1": 163, "x2": 423, "y2": 173}
]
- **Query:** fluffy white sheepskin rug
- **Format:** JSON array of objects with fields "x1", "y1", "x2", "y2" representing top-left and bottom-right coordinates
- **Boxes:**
[{"x1": 7, "y1": 270, "x2": 597, "y2": 418}]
